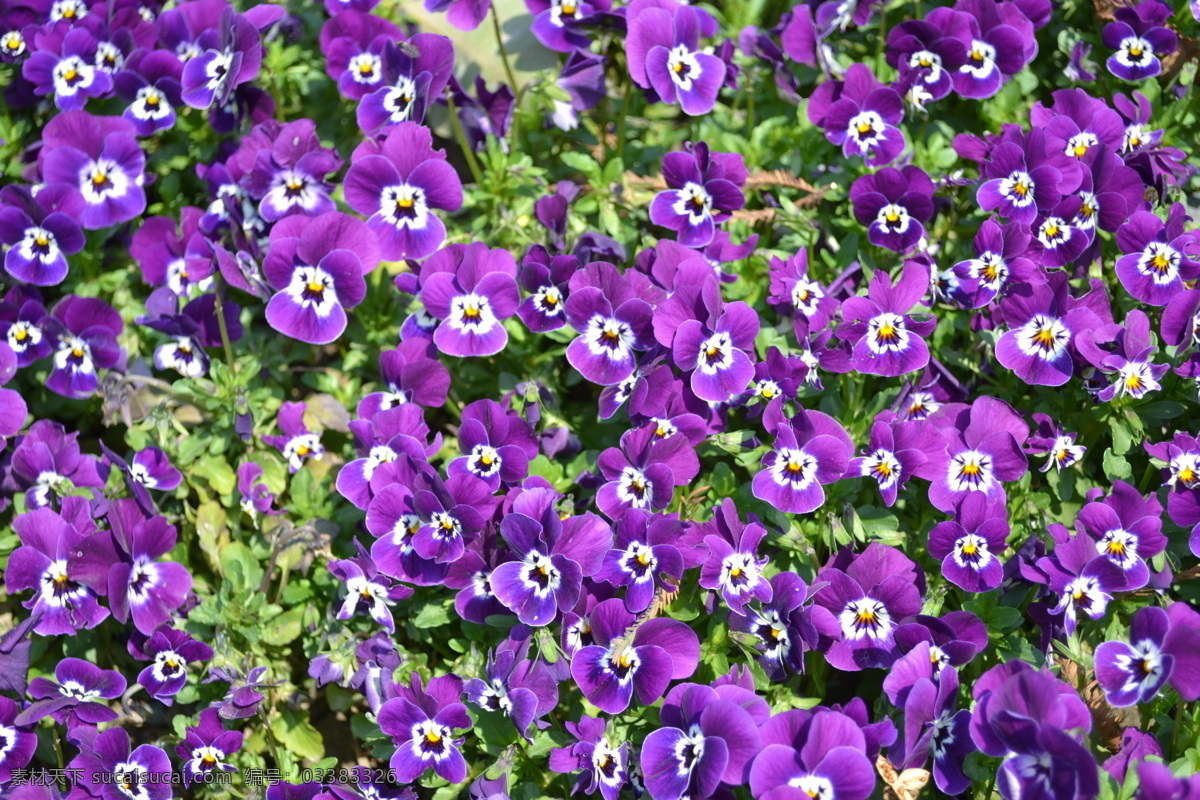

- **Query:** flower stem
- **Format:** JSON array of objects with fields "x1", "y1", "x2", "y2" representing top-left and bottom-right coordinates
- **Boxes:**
[
  {"x1": 446, "y1": 92, "x2": 485, "y2": 185},
  {"x1": 616, "y1": 82, "x2": 632, "y2": 167},
  {"x1": 490, "y1": 4, "x2": 519, "y2": 99},
  {"x1": 213, "y1": 275, "x2": 237, "y2": 376}
]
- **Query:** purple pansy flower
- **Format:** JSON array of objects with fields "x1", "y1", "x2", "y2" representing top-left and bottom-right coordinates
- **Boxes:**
[
  {"x1": 1034, "y1": 531, "x2": 1125, "y2": 634},
  {"x1": 807, "y1": 63, "x2": 906, "y2": 166},
  {"x1": 206, "y1": 665, "x2": 282, "y2": 720},
  {"x1": 849, "y1": 411, "x2": 940, "y2": 507},
  {"x1": 264, "y1": 401, "x2": 324, "y2": 472},
  {"x1": 16, "y1": 657, "x2": 126, "y2": 728},
  {"x1": 516, "y1": 247, "x2": 575, "y2": 332},
  {"x1": 1144, "y1": 432, "x2": 1200, "y2": 529},
  {"x1": 811, "y1": 543, "x2": 925, "y2": 671},
  {"x1": 1095, "y1": 603, "x2": 1200, "y2": 707},
  {"x1": 358, "y1": 339, "x2": 452, "y2": 417},
  {"x1": 337, "y1": 405, "x2": 437, "y2": 510},
  {"x1": 10, "y1": 420, "x2": 107, "y2": 509},
  {"x1": 237, "y1": 461, "x2": 283, "y2": 524},
  {"x1": 377, "y1": 672, "x2": 472, "y2": 784},
  {"x1": 1115, "y1": 205, "x2": 1199, "y2": 306},
  {"x1": 262, "y1": 212, "x2": 378, "y2": 345},
  {"x1": 1103, "y1": 0, "x2": 1176, "y2": 81},
  {"x1": 976, "y1": 129, "x2": 1082, "y2": 225},
  {"x1": 886, "y1": 7, "x2": 971, "y2": 102},
  {"x1": 753, "y1": 400, "x2": 852, "y2": 514},
  {"x1": 838, "y1": 260, "x2": 935, "y2": 377},
  {"x1": 649, "y1": 143, "x2": 746, "y2": 249},
  {"x1": 356, "y1": 35, "x2": 455, "y2": 133},
  {"x1": 127, "y1": 447, "x2": 182, "y2": 493},
  {"x1": 176, "y1": 708, "x2": 243, "y2": 785},
  {"x1": 181, "y1": 7, "x2": 262, "y2": 108},
  {"x1": 928, "y1": 395, "x2": 1028, "y2": 513},
  {"x1": 43, "y1": 294, "x2": 124, "y2": 399},
  {"x1": 448, "y1": 399, "x2": 538, "y2": 489},
  {"x1": 549, "y1": 715, "x2": 630, "y2": 800},
  {"x1": 850, "y1": 166, "x2": 935, "y2": 253},
  {"x1": 22, "y1": 26, "x2": 114, "y2": 109},
  {"x1": 890, "y1": 664, "x2": 975, "y2": 795},
  {"x1": 727, "y1": 571, "x2": 815, "y2": 680},
  {"x1": 0, "y1": 184, "x2": 85, "y2": 286},
  {"x1": 698, "y1": 498, "x2": 773, "y2": 612},
  {"x1": 114, "y1": 49, "x2": 184, "y2": 136},
  {"x1": 40, "y1": 111, "x2": 146, "y2": 229},
  {"x1": 464, "y1": 634, "x2": 558, "y2": 740},
  {"x1": 345, "y1": 122, "x2": 462, "y2": 261},
  {"x1": 995, "y1": 274, "x2": 1102, "y2": 387},
  {"x1": 1026, "y1": 413, "x2": 1086, "y2": 472},
  {"x1": 564, "y1": 262, "x2": 656, "y2": 386},
  {"x1": 329, "y1": 545, "x2": 414, "y2": 633},
  {"x1": 491, "y1": 487, "x2": 611, "y2": 626},
  {"x1": 767, "y1": 248, "x2": 839, "y2": 333},
  {"x1": 596, "y1": 425, "x2": 700, "y2": 519},
  {"x1": 953, "y1": 0, "x2": 1034, "y2": 98},
  {"x1": 0, "y1": 697, "x2": 37, "y2": 783},
  {"x1": 134, "y1": 626, "x2": 213, "y2": 704},
  {"x1": 595, "y1": 509, "x2": 688, "y2": 614},
  {"x1": 641, "y1": 683, "x2": 762, "y2": 800},
  {"x1": 69, "y1": 727, "x2": 173, "y2": 800},
  {"x1": 424, "y1": 0, "x2": 490, "y2": 31},
  {"x1": 951, "y1": 219, "x2": 1039, "y2": 309},
  {"x1": 105, "y1": 499, "x2": 193, "y2": 635},
  {"x1": 927, "y1": 493, "x2": 1009, "y2": 592},
  {"x1": 1078, "y1": 310, "x2": 1169, "y2": 403},
  {"x1": 670, "y1": 292, "x2": 759, "y2": 403},
  {"x1": 2, "y1": 290, "x2": 52, "y2": 367},
  {"x1": 241, "y1": 119, "x2": 341, "y2": 222},
  {"x1": 749, "y1": 711, "x2": 877, "y2": 800},
  {"x1": 627, "y1": 2, "x2": 725, "y2": 115},
  {"x1": 570, "y1": 597, "x2": 700, "y2": 714},
  {"x1": 1073, "y1": 480, "x2": 1165, "y2": 590},
  {"x1": 418, "y1": 243, "x2": 521, "y2": 358},
  {"x1": 318, "y1": 10, "x2": 402, "y2": 100},
  {"x1": 528, "y1": 0, "x2": 606, "y2": 53},
  {"x1": 5, "y1": 504, "x2": 112, "y2": 636}
]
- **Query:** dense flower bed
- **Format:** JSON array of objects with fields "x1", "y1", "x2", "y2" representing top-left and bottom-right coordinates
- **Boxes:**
[{"x1": 2, "y1": 0, "x2": 1200, "y2": 798}]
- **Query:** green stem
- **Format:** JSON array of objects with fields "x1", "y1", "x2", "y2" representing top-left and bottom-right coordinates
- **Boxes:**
[
  {"x1": 1172, "y1": 697, "x2": 1186, "y2": 755},
  {"x1": 616, "y1": 82, "x2": 633, "y2": 167},
  {"x1": 446, "y1": 92, "x2": 485, "y2": 185},
  {"x1": 490, "y1": 4, "x2": 519, "y2": 98},
  {"x1": 213, "y1": 275, "x2": 237, "y2": 376}
]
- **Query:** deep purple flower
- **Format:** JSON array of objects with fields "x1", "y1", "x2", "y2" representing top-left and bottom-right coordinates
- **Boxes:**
[
  {"x1": 114, "y1": 49, "x2": 184, "y2": 136},
  {"x1": 5, "y1": 505, "x2": 111, "y2": 635},
  {"x1": 418, "y1": 243, "x2": 521, "y2": 357},
  {"x1": 69, "y1": 727, "x2": 173, "y2": 800},
  {"x1": 449, "y1": 399, "x2": 538, "y2": 489},
  {"x1": 838, "y1": 260, "x2": 935, "y2": 376},
  {"x1": 641, "y1": 683, "x2": 762, "y2": 800},
  {"x1": 649, "y1": 143, "x2": 746, "y2": 248},
  {"x1": 1134, "y1": 761, "x2": 1200, "y2": 800},
  {"x1": 181, "y1": 7, "x2": 263, "y2": 108},
  {"x1": 1026, "y1": 413, "x2": 1086, "y2": 472},
  {"x1": 549, "y1": 715, "x2": 630, "y2": 800},
  {"x1": 358, "y1": 339, "x2": 451, "y2": 417},
  {"x1": 888, "y1": 664, "x2": 975, "y2": 795},
  {"x1": 1077, "y1": 310, "x2": 1170, "y2": 403},
  {"x1": 627, "y1": 2, "x2": 725, "y2": 115},
  {"x1": 851, "y1": 167, "x2": 935, "y2": 253},
  {"x1": 969, "y1": 662, "x2": 1098, "y2": 800},
  {"x1": 517, "y1": 247, "x2": 575, "y2": 332},
  {"x1": 698, "y1": 498, "x2": 773, "y2": 612},
  {"x1": 491, "y1": 487, "x2": 611, "y2": 626},
  {"x1": 262, "y1": 212, "x2": 378, "y2": 345},
  {"x1": 849, "y1": 411, "x2": 940, "y2": 506},
  {"x1": 596, "y1": 425, "x2": 700, "y2": 519},
  {"x1": 40, "y1": 112, "x2": 145, "y2": 229},
  {"x1": 16, "y1": 657, "x2": 125, "y2": 728},
  {"x1": 595, "y1": 509, "x2": 688, "y2": 614},
  {"x1": 749, "y1": 711, "x2": 877, "y2": 800},
  {"x1": 996, "y1": 274, "x2": 1102, "y2": 387},
  {"x1": 1095, "y1": 603, "x2": 1200, "y2": 707},
  {"x1": 811, "y1": 543, "x2": 924, "y2": 671},
  {"x1": 424, "y1": 0, "x2": 490, "y2": 30},
  {"x1": 886, "y1": 8, "x2": 971, "y2": 102},
  {"x1": 951, "y1": 219, "x2": 1039, "y2": 308},
  {"x1": 807, "y1": 63, "x2": 906, "y2": 166},
  {"x1": 1065, "y1": 41, "x2": 1098, "y2": 82},
  {"x1": 205, "y1": 665, "x2": 281, "y2": 720},
  {"x1": 133, "y1": 626, "x2": 213, "y2": 704},
  {"x1": 264, "y1": 401, "x2": 324, "y2": 472},
  {"x1": 0, "y1": 184, "x2": 84, "y2": 286},
  {"x1": 240, "y1": 119, "x2": 341, "y2": 222},
  {"x1": 465, "y1": 636, "x2": 558, "y2": 740},
  {"x1": 337, "y1": 405, "x2": 437, "y2": 511},
  {"x1": 345, "y1": 123, "x2": 462, "y2": 261},
  {"x1": 570, "y1": 597, "x2": 700, "y2": 713},
  {"x1": 977, "y1": 129, "x2": 1082, "y2": 225},
  {"x1": 1144, "y1": 432, "x2": 1200, "y2": 529},
  {"x1": 356, "y1": 34, "x2": 455, "y2": 134},
  {"x1": 767, "y1": 248, "x2": 838, "y2": 333},
  {"x1": 952, "y1": 0, "x2": 1034, "y2": 98},
  {"x1": 104, "y1": 499, "x2": 192, "y2": 635},
  {"x1": 22, "y1": 26, "x2": 114, "y2": 109},
  {"x1": 1115, "y1": 205, "x2": 1199, "y2": 306},
  {"x1": 1103, "y1": 0, "x2": 1176, "y2": 81},
  {"x1": 928, "y1": 493, "x2": 1009, "y2": 592},
  {"x1": 1034, "y1": 531, "x2": 1125, "y2": 634},
  {"x1": 528, "y1": 0, "x2": 606, "y2": 52},
  {"x1": 928, "y1": 395, "x2": 1028, "y2": 513},
  {"x1": 329, "y1": 544, "x2": 414, "y2": 633},
  {"x1": 237, "y1": 461, "x2": 283, "y2": 523},
  {"x1": 319, "y1": 10, "x2": 403, "y2": 100},
  {"x1": 42, "y1": 294, "x2": 124, "y2": 399},
  {"x1": 753, "y1": 400, "x2": 852, "y2": 514},
  {"x1": 564, "y1": 262, "x2": 656, "y2": 386},
  {"x1": 377, "y1": 672, "x2": 472, "y2": 784},
  {"x1": 129, "y1": 207, "x2": 215, "y2": 297},
  {"x1": 670, "y1": 293, "x2": 759, "y2": 402},
  {"x1": 727, "y1": 571, "x2": 815, "y2": 680},
  {"x1": 0, "y1": 696, "x2": 37, "y2": 782},
  {"x1": 366, "y1": 478, "x2": 449, "y2": 587},
  {"x1": 9, "y1": 420, "x2": 107, "y2": 509},
  {"x1": 1, "y1": 289, "x2": 52, "y2": 367}
]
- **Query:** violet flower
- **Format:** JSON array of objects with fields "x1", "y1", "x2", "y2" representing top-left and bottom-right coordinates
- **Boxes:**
[
  {"x1": 641, "y1": 683, "x2": 762, "y2": 800},
  {"x1": 69, "y1": 727, "x2": 173, "y2": 800},
  {"x1": 1114, "y1": 205, "x2": 1199, "y2": 306},
  {"x1": 627, "y1": 2, "x2": 725, "y2": 115},
  {"x1": 698, "y1": 498, "x2": 773, "y2": 612},
  {"x1": 357, "y1": 339, "x2": 452, "y2": 417},
  {"x1": 807, "y1": 63, "x2": 906, "y2": 166},
  {"x1": 953, "y1": 0, "x2": 1033, "y2": 98},
  {"x1": 670, "y1": 292, "x2": 759, "y2": 403},
  {"x1": 10, "y1": 420, "x2": 107, "y2": 509},
  {"x1": 22, "y1": 26, "x2": 113, "y2": 109},
  {"x1": 849, "y1": 411, "x2": 940, "y2": 507},
  {"x1": 114, "y1": 49, "x2": 183, "y2": 136},
  {"x1": 345, "y1": 122, "x2": 462, "y2": 261},
  {"x1": 181, "y1": 7, "x2": 262, "y2": 108},
  {"x1": 727, "y1": 571, "x2": 815, "y2": 680},
  {"x1": 570, "y1": 597, "x2": 700, "y2": 713},
  {"x1": 1074, "y1": 479, "x2": 1166, "y2": 591},
  {"x1": 241, "y1": 118, "x2": 341, "y2": 222},
  {"x1": 1026, "y1": 413, "x2": 1086, "y2": 472},
  {"x1": 528, "y1": 0, "x2": 606, "y2": 53},
  {"x1": 996, "y1": 274, "x2": 1102, "y2": 387},
  {"x1": 595, "y1": 509, "x2": 688, "y2": 614},
  {"x1": 885, "y1": 7, "x2": 971, "y2": 102},
  {"x1": 377, "y1": 672, "x2": 472, "y2": 784},
  {"x1": 1144, "y1": 432, "x2": 1200, "y2": 529},
  {"x1": 549, "y1": 716, "x2": 629, "y2": 800},
  {"x1": 417, "y1": 242, "x2": 521, "y2": 358},
  {"x1": 264, "y1": 401, "x2": 324, "y2": 472},
  {"x1": 596, "y1": 425, "x2": 700, "y2": 519},
  {"x1": 649, "y1": 143, "x2": 746, "y2": 248},
  {"x1": 1095, "y1": 602, "x2": 1200, "y2": 707},
  {"x1": 1103, "y1": 0, "x2": 1176, "y2": 81},
  {"x1": 927, "y1": 493, "x2": 1009, "y2": 592},
  {"x1": 0, "y1": 697, "x2": 37, "y2": 783},
  {"x1": 40, "y1": 111, "x2": 146, "y2": 229},
  {"x1": 424, "y1": 0, "x2": 490, "y2": 31},
  {"x1": 838, "y1": 260, "x2": 935, "y2": 376},
  {"x1": 465, "y1": 639, "x2": 558, "y2": 741},
  {"x1": 448, "y1": 399, "x2": 538, "y2": 489},
  {"x1": 318, "y1": 10, "x2": 403, "y2": 101},
  {"x1": 329, "y1": 544, "x2": 414, "y2": 633},
  {"x1": 753, "y1": 400, "x2": 852, "y2": 514},
  {"x1": 16, "y1": 657, "x2": 125, "y2": 728},
  {"x1": 928, "y1": 395, "x2": 1028, "y2": 513},
  {"x1": 890, "y1": 664, "x2": 975, "y2": 795},
  {"x1": 355, "y1": 35, "x2": 454, "y2": 134},
  {"x1": 1034, "y1": 532, "x2": 1125, "y2": 634},
  {"x1": 177, "y1": 708, "x2": 243, "y2": 785},
  {"x1": 951, "y1": 219, "x2": 1039, "y2": 309},
  {"x1": 491, "y1": 487, "x2": 611, "y2": 626},
  {"x1": 133, "y1": 626, "x2": 213, "y2": 704},
  {"x1": 564, "y1": 262, "x2": 655, "y2": 386},
  {"x1": 42, "y1": 294, "x2": 124, "y2": 399},
  {"x1": 811, "y1": 543, "x2": 925, "y2": 671},
  {"x1": 262, "y1": 212, "x2": 378, "y2": 346},
  {"x1": 976, "y1": 128, "x2": 1082, "y2": 225},
  {"x1": 105, "y1": 499, "x2": 193, "y2": 635},
  {"x1": 748, "y1": 711, "x2": 877, "y2": 800},
  {"x1": 0, "y1": 184, "x2": 84, "y2": 286}
]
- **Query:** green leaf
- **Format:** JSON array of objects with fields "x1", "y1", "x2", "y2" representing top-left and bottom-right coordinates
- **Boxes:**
[
  {"x1": 192, "y1": 454, "x2": 237, "y2": 495},
  {"x1": 262, "y1": 605, "x2": 305, "y2": 647},
  {"x1": 1103, "y1": 447, "x2": 1133, "y2": 480},
  {"x1": 412, "y1": 600, "x2": 452, "y2": 629},
  {"x1": 195, "y1": 501, "x2": 229, "y2": 576},
  {"x1": 273, "y1": 708, "x2": 325, "y2": 762},
  {"x1": 219, "y1": 542, "x2": 264, "y2": 593},
  {"x1": 560, "y1": 151, "x2": 598, "y2": 177}
]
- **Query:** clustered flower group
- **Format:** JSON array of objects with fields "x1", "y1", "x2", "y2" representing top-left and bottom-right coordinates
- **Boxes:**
[{"x1": 2, "y1": 0, "x2": 1200, "y2": 798}]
